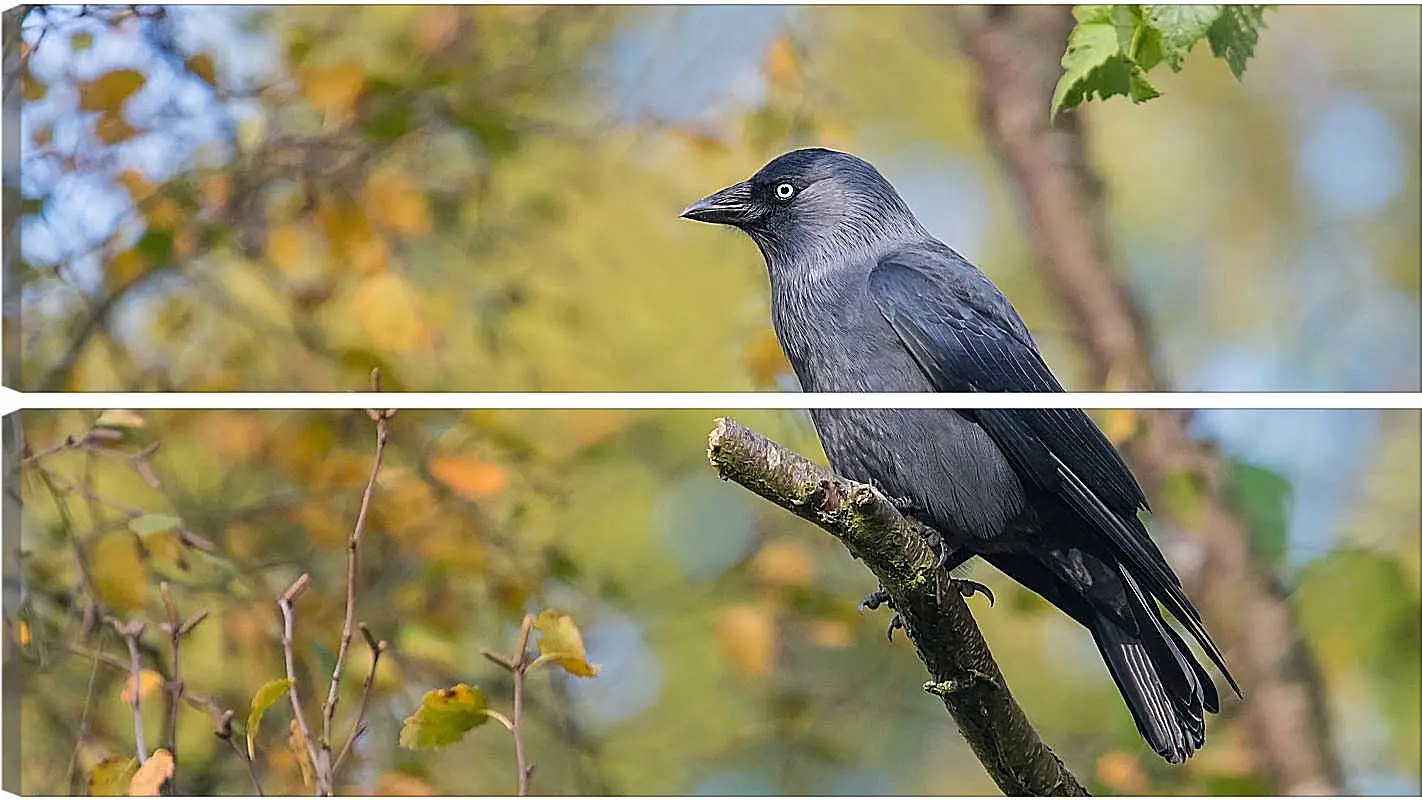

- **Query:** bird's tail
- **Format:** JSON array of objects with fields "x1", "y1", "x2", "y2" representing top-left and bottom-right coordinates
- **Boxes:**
[{"x1": 1088, "y1": 568, "x2": 1219, "y2": 764}]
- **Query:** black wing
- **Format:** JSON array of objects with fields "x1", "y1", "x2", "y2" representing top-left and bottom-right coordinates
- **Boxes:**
[{"x1": 868, "y1": 254, "x2": 1239, "y2": 696}]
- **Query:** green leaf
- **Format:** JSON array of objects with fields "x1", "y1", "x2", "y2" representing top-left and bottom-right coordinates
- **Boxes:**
[
  {"x1": 129, "y1": 513, "x2": 182, "y2": 536},
  {"x1": 1052, "y1": 4, "x2": 1268, "y2": 117},
  {"x1": 1051, "y1": 10, "x2": 1158, "y2": 119},
  {"x1": 135, "y1": 229, "x2": 175, "y2": 268},
  {"x1": 1224, "y1": 459, "x2": 1291, "y2": 568},
  {"x1": 1146, "y1": 5, "x2": 1223, "y2": 69},
  {"x1": 398, "y1": 683, "x2": 490, "y2": 749},
  {"x1": 70, "y1": 32, "x2": 95, "y2": 53},
  {"x1": 1207, "y1": 5, "x2": 1268, "y2": 78},
  {"x1": 246, "y1": 678, "x2": 294, "y2": 759}
]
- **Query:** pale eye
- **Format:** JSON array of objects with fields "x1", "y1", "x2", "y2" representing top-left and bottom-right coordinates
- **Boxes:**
[{"x1": 774, "y1": 182, "x2": 796, "y2": 201}]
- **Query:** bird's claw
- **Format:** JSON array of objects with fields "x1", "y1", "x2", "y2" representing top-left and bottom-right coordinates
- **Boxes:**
[
  {"x1": 886, "y1": 613, "x2": 904, "y2": 641},
  {"x1": 953, "y1": 578, "x2": 995, "y2": 607},
  {"x1": 859, "y1": 585, "x2": 892, "y2": 614}
]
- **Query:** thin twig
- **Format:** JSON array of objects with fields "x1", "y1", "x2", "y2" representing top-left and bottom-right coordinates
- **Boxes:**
[
  {"x1": 512, "y1": 613, "x2": 535, "y2": 797},
  {"x1": 216, "y1": 709, "x2": 264, "y2": 796},
  {"x1": 63, "y1": 627, "x2": 107, "y2": 793},
  {"x1": 332, "y1": 624, "x2": 386, "y2": 776},
  {"x1": 277, "y1": 573, "x2": 324, "y2": 794},
  {"x1": 320, "y1": 370, "x2": 393, "y2": 793},
  {"x1": 157, "y1": 582, "x2": 207, "y2": 794},
  {"x1": 111, "y1": 618, "x2": 149, "y2": 764}
]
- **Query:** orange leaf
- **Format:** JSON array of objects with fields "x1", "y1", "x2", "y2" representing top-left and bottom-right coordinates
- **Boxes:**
[
  {"x1": 127, "y1": 749, "x2": 174, "y2": 796},
  {"x1": 428, "y1": 456, "x2": 507, "y2": 501},
  {"x1": 121, "y1": 669, "x2": 164, "y2": 704},
  {"x1": 364, "y1": 168, "x2": 432, "y2": 237},
  {"x1": 751, "y1": 540, "x2": 815, "y2": 589},
  {"x1": 117, "y1": 169, "x2": 155, "y2": 203},
  {"x1": 265, "y1": 222, "x2": 308, "y2": 273},
  {"x1": 717, "y1": 604, "x2": 776, "y2": 679},
  {"x1": 763, "y1": 35, "x2": 801, "y2": 94},
  {"x1": 301, "y1": 61, "x2": 366, "y2": 115}
]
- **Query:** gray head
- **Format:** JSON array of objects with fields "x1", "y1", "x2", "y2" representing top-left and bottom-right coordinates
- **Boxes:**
[{"x1": 680, "y1": 148, "x2": 925, "y2": 268}]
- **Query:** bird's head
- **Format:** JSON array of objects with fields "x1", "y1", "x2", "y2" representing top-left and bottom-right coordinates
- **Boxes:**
[{"x1": 680, "y1": 148, "x2": 922, "y2": 264}]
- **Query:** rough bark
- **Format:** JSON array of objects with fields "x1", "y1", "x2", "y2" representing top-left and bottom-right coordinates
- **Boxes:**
[
  {"x1": 708, "y1": 417, "x2": 1089, "y2": 797},
  {"x1": 956, "y1": 6, "x2": 1345, "y2": 794}
]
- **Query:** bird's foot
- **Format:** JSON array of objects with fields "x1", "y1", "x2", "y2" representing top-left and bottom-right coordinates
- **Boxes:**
[
  {"x1": 885, "y1": 613, "x2": 904, "y2": 641},
  {"x1": 952, "y1": 578, "x2": 995, "y2": 607},
  {"x1": 888, "y1": 493, "x2": 925, "y2": 517},
  {"x1": 858, "y1": 584, "x2": 892, "y2": 614}
]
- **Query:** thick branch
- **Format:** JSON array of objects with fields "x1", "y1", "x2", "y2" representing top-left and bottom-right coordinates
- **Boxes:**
[
  {"x1": 708, "y1": 418, "x2": 1087, "y2": 796},
  {"x1": 957, "y1": 7, "x2": 1344, "y2": 794}
]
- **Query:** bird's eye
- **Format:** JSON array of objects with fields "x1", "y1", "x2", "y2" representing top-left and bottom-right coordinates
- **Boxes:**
[{"x1": 774, "y1": 182, "x2": 796, "y2": 201}]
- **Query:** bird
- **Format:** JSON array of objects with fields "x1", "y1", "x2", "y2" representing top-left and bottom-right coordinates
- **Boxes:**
[{"x1": 680, "y1": 147, "x2": 1240, "y2": 764}]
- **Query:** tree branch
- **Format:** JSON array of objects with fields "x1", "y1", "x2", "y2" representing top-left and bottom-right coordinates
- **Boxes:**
[
  {"x1": 707, "y1": 418, "x2": 1088, "y2": 796},
  {"x1": 955, "y1": 7, "x2": 1344, "y2": 793},
  {"x1": 110, "y1": 618, "x2": 149, "y2": 764},
  {"x1": 277, "y1": 573, "x2": 324, "y2": 795},
  {"x1": 319, "y1": 375, "x2": 392, "y2": 788}
]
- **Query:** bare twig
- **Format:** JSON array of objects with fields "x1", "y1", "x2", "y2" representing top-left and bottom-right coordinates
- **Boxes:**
[
  {"x1": 277, "y1": 573, "x2": 324, "y2": 794},
  {"x1": 157, "y1": 581, "x2": 207, "y2": 793},
  {"x1": 954, "y1": 7, "x2": 1344, "y2": 793},
  {"x1": 110, "y1": 618, "x2": 149, "y2": 764},
  {"x1": 511, "y1": 614, "x2": 535, "y2": 797},
  {"x1": 332, "y1": 624, "x2": 386, "y2": 775},
  {"x1": 707, "y1": 418, "x2": 1088, "y2": 796},
  {"x1": 319, "y1": 370, "x2": 393, "y2": 792}
]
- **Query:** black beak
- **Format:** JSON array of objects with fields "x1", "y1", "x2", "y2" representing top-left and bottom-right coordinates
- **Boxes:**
[{"x1": 679, "y1": 181, "x2": 756, "y2": 226}]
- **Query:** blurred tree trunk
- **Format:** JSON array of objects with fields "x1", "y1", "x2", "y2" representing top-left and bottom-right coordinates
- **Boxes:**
[{"x1": 955, "y1": 5, "x2": 1346, "y2": 795}]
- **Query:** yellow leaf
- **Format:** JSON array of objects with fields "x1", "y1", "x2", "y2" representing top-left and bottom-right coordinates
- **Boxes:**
[
  {"x1": 428, "y1": 456, "x2": 507, "y2": 501},
  {"x1": 806, "y1": 619, "x2": 852, "y2": 649},
  {"x1": 104, "y1": 249, "x2": 148, "y2": 291},
  {"x1": 22, "y1": 70, "x2": 47, "y2": 102},
  {"x1": 87, "y1": 756, "x2": 137, "y2": 796},
  {"x1": 17, "y1": 618, "x2": 30, "y2": 646},
  {"x1": 127, "y1": 748, "x2": 174, "y2": 796},
  {"x1": 376, "y1": 772, "x2": 437, "y2": 796},
  {"x1": 317, "y1": 197, "x2": 389, "y2": 275},
  {"x1": 364, "y1": 168, "x2": 432, "y2": 237},
  {"x1": 1095, "y1": 750, "x2": 1148, "y2": 794},
  {"x1": 144, "y1": 196, "x2": 181, "y2": 230},
  {"x1": 763, "y1": 35, "x2": 801, "y2": 94},
  {"x1": 717, "y1": 604, "x2": 775, "y2": 679},
  {"x1": 95, "y1": 409, "x2": 147, "y2": 429},
  {"x1": 186, "y1": 53, "x2": 217, "y2": 87},
  {"x1": 121, "y1": 669, "x2": 164, "y2": 705},
  {"x1": 533, "y1": 610, "x2": 599, "y2": 678},
  {"x1": 117, "y1": 170, "x2": 156, "y2": 204},
  {"x1": 78, "y1": 69, "x2": 147, "y2": 112},
  {"x1": 246, "y1": 677, "x2": 294, "y2": 759},
  {"x1": 91, "y1": 532, "x2": 148, "y2": 614},
  {"x1": 752, "y1": 540, "x2": 815, "y2": 589},
  {"x1": 350, "y1": 272, "x2": 427, "y2": 352},
  {"x1": 1101, "y1": 408, "x2": 1138, "y2": 444},
  {"x1": 288, "y1": 719, "x2": 313, "y2": 790},
  {"x1": 94, "y1": 111, "x2": 139, "y2": 145},
  {"x1": 743, "y1": 328, "x2": 791, "y2": 388},
  {"x1": 301, "y1": 61, "x2": 366, "y2": 115},
  {"x1": 265, "y1": 222, "x2": 308, "y2": 273}
]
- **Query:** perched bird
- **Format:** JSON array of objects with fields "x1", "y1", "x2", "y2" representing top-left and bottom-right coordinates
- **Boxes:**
[{"x1": 681, "y1": 147, "x2": 1240, "y2": 763}]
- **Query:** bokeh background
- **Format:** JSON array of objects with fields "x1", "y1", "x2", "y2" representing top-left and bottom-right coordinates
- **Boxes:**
[
  {"x1": 6, "y1": 5, "x2": 1420, "y2": 392},
  {"x1": 8, "y1": 406, "x2": 1421, "y2": 795}
]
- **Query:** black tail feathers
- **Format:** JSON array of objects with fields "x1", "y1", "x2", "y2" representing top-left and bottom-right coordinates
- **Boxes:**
[{"x1": 1090, "y1": 570, "x2": 1217, "y2": 764}]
